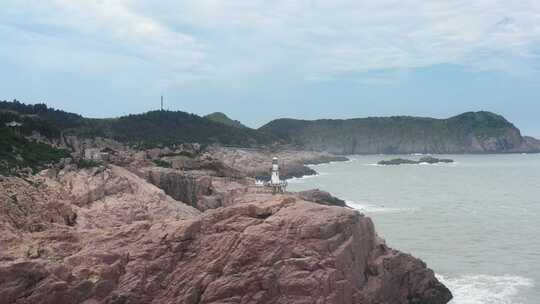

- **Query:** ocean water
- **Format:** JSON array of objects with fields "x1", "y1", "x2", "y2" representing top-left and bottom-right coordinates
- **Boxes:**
[{"x1": 288, "y1": 154, "x2": 540, "y2": 304}]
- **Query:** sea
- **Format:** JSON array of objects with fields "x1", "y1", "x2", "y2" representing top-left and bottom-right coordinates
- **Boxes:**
[{"x1": 288, "y1": 154, "x2": 540, "y2": 304}]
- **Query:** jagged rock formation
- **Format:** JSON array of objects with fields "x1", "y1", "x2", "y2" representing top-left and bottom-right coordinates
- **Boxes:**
[
  {"x1": 208, "y1": 146, "x2": 348, "y2": 180},
  {"x1": 260, "y1": 111, "x2": 540, "y2": 154},
  {"x1": 0, "y1": 131, "x2": 452, "y2": 304},
  {"x1": 0, "y1": 165, "x2": 200, "y2": 267},
  {"x1": 46, "y1": 166, "x2": 200, "y2": 229},
  {"x1": 298, "y1": 189, "x2": 348, "y2": 207},
  {"x1": 0, "y1": 170, "x2": 451, "y2": 303},
  {"x1": 143, "y1": 167, "x2": 214, "y2": 209},
  {"x1": 59, "y1": 135, "x2": 127, "y2": 156}
]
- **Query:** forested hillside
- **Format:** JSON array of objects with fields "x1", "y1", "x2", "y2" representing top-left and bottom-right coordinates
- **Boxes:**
[
  {"x1": 0, "y1": 100, "x2": 277, "y2": 147},
  {"x1": 260, "y1": 112, "x2": 540, "y2": 154}
]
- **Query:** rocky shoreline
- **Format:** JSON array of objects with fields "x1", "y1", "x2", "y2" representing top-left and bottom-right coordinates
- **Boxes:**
[
  {"x1": 0, "y1": 144, "x2": 452, "y2": 304},
  {"x1": 207, "y1": 146, "x2": 349, "y2": 180}
]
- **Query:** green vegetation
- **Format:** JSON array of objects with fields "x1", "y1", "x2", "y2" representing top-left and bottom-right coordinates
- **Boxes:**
[
  {"x1": 0, "y1": 127, "x2": 70, "y2": 176},
  {"x1": 1, "y1": 100, "x2": 534, "y2": 158},
  {"x1": 205, "y1": 112, "x2": 248, "y2": 129},
  {"x1": 153, "y1": 159, "x2": 172, "y2": 168},
  {"x1": 444, "y1": 111, "x2": 513, "y2": 139},
  {"x1": 0, "y1": 100, "x2": 106, "y2": 138},
  {"x1": 259, "y1": 111, "x2": 530, "y2": 154},
  {"x1": 261, "y1": 112, "x2": 515, "y2": 142},
  {"x1": 76, "y1": 159, "x2": 101, "y2": 169},
  {"x1": 0, "y1": 100, "x2": 84, "y2": 128},
  {"x1": 161, "y1": 151, "x2": 196, "y2": 158},
  {"x1": 107, "y1": 110, "x2": 276, "y2": 147},
  {"x1": 0, "y1": 101, "x2": 278, "y2": 148}
]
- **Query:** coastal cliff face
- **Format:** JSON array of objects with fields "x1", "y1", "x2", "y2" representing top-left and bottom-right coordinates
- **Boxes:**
[
  {"x1": 260, "y1": 111, "x2": 540, "y2": 154},
  {"x1": 143, "y1": 167, "x2": 214, "y2": 209},
  {"x1": 0, "y1": 159, "x2": 452, "y2": 304}
]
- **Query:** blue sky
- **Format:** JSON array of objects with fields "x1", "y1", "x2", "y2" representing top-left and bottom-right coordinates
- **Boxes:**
[{"x1": 1, "y1": 1, "x2": 540, "y2": 136}]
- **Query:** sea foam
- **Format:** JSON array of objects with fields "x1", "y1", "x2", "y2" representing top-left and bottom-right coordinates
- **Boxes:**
[
  {"x1": 286, "y1": 172, "x2": 327, "y2": 184},
  {"x1": 437, "y1": 274, "x2": 534, "y2": 304},
  {"x1": 346, "y1": 200, "x2": 418, "y2": 213}
]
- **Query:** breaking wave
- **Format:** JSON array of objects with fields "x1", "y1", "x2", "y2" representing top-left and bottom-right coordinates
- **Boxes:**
[
  {"x1": 287, "y1": 172, "x2": 328, "y2": 184},
  {"x1": 437, "y1": 274, "x2": 534, "y2": 304},
  {"x1": 346, "y1": 200, "x2": 418, "y2": 213}
]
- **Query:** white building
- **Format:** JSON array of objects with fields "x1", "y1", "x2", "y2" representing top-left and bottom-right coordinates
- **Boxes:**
[
  {"x1": 5, "y1": 121, "x2": 22, "y2": 128},
  {"x1": 84, "y1": 148, "x2": 110, "y2": 162},
  {"x1": 267, "y1": 157, "x2": 287, "y2": 194}
]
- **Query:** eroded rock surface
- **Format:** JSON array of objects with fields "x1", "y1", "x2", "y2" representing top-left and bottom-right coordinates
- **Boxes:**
[
  {"x1": 209, "y1": 146, "x2": 348, "y2": 180},
  {"x1": 0, "y1": 156, "x2": 451, "y2": 304},
  {"x1": 0, "y1": 185, "x2": 451, "y2": 304},
  {"x1": 298, "y1": 189, "x2": 348, "y2": 207}
]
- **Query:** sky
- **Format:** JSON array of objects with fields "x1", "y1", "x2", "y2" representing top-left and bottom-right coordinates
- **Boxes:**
[{"x1": 1, "y1": 1, "x2": 540, "y2": 136}]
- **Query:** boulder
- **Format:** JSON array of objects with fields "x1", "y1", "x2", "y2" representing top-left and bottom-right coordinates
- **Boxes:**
[{"x1": 298, "y1": 189, "x2": 348, "y2": 207}]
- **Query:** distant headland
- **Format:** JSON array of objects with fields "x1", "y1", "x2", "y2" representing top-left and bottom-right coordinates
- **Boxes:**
[{"x1": 260, "y1": 112, "x2": 540, "y2": 154}]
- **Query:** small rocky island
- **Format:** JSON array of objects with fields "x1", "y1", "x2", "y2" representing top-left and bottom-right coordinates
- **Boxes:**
[{"x1": 378, "y1": 156, "x2": 454, "y2": 165}]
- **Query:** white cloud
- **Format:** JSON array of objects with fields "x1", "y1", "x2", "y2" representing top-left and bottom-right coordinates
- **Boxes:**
[
  {"x1": 1, "y1": 0, "x2": 210, "y2": 86},
  {"x1": 137, "y1": 0, "x2": 540, "y2": 78},
  {"x1": 2, "y1": 0, "x2": 540, "y2": 84}
]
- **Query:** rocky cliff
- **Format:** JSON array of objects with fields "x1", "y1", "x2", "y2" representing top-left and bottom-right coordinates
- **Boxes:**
[
  {"x1": 208, "y1": 146, "x2": 348, "y2": 180},
  {"x1": 0, "y1": 159, "x2": 452, "y2": 304},
  {"x1": 260, "y1": 111, "x2": 540, "y2": 154}
]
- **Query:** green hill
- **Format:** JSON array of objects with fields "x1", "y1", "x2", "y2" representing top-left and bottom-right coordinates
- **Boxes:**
[
  {"x1": 259, "y1": 111, "x2": 540, "y2": 154},
  {"x1": 0, "y1": 100, "x2": 278, "y2": 148},
  {"x1": 2, "y1": 100, "x2": 538, "y2": 158},
  {"x1": 105, "y1": 110, "x2": 275, "y2": 147},
  {"x1": 205, "y1": 112, "x2": 248, "y2": 129}
]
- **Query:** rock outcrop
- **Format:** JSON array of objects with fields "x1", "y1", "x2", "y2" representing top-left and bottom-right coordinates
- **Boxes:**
[
  {"x1": 209, "y1": 146, "x2": 348, "y2": 180},
  {"x1": 0, "y1": 148, "x2": 452, "y2": 304},
  {"x1": 143, "y1": 167, "x2": 214, "y2": 209},
  {"x1": 44, "y1": 165, "x2": 199, "y2": 229},
  {"x1": 0, "y1": 181, "x2": 451, "y2": 303},
  {"x1": 378, "y1": 156, "x2": 454, "y2": 166},
  {"x1": 298, "y1": 189, "x2": 348, "y2": 207},
  {"x1": 524, "y1": 136, "x2": 540, "y2": 151}
]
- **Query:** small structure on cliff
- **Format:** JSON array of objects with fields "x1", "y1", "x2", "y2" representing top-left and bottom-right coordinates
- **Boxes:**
[
  {"x1": 5, "y1": 121, "x2": 22, "y2": 135},
  {"x1": 5, "y1": 121, "x2": 22, "y2": 128},
  {"x1": 83, "y1": 147, "x2": 112, "y2": 162},
  {"x1": 265, "y1": 157, "x2": 287, "y2": 194}
]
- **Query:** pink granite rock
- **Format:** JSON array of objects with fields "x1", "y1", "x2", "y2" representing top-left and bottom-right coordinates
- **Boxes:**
[
  {"x1": 0, "y1": 180, "x2": 451, "y2": 304},
  {"x1": 0, "y1": 160, "x2": 451, "y2": 304}
]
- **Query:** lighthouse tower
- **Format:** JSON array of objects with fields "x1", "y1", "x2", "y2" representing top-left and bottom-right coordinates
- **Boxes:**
[
  {"x1": 267, "y1": 157, "x2": 287, "y2": 194},
  {"x1": 271, "y1": 157, "x2": 280, "y2": 185}
]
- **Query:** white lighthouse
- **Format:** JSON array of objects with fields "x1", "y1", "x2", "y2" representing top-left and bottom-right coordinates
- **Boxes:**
[
  {"x1": 271, "y1": 157, "x2": 280, "y2": 185},
  {"x1": 266, "y1": 157, "x2": 287, "y2": 194}
]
